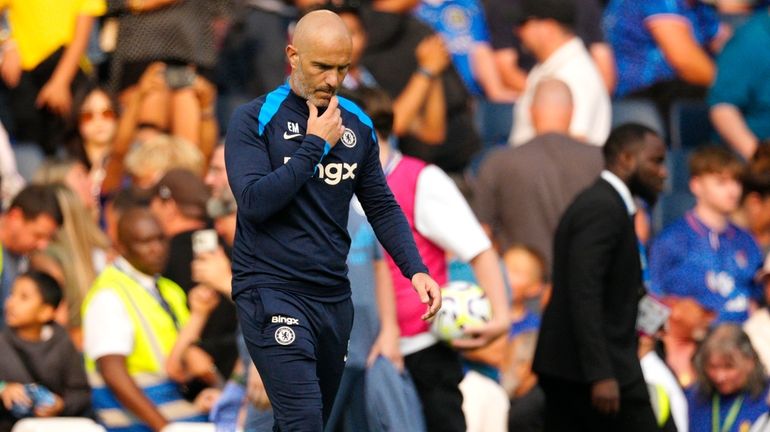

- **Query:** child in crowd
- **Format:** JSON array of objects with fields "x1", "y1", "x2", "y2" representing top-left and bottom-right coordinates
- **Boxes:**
[
  {"x1": 0, "y1": 271, "x2": 91, "y2": 431},
  {"x1": 500, "y1": 245, "x2": 548, "y2": 432},
  {"x1": 459, "y1": 245, "x2": 549, "y2": 432},
  {"x1": 650, "y1": 146, "x2": 763, "y2": 324}
]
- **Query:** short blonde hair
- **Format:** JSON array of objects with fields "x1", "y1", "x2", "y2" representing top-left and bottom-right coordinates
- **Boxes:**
[{"x1": 124, "y1": 134, "x2": 204, "y2": 182}]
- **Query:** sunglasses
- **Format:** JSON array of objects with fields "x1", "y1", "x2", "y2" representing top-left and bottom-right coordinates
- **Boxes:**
[{"x1": 80, "y1": 109, "x2": 116, "y2": 123}]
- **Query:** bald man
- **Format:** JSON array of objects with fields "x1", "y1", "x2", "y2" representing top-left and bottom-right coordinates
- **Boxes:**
[
  {"x1": 83, "y1": 208, "x2": 207, "y2": 430},
  {"x1": 474, "y1": 78, "x2": 603, "y2": 269},
  {"x1": 225, "y1": 10, "x2": 441, "y2": 430}
]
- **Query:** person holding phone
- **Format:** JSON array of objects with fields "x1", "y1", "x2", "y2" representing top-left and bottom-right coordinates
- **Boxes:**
[{"x1": 225, "y1": 10, "x2": 441, "y2": 431}]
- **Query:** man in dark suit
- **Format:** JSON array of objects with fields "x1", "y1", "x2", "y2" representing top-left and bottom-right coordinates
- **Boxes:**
[{"x1": 533, "y1": 123, "x2": 667, "y2": 431}]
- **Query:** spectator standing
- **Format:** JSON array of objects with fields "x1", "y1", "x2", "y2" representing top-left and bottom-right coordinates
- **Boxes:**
[
  {"x1": 0, "y1": 272, "x2": 91, "y2": 431},
  {"x1": 106, "y1": 0, "x2": 228, "y2": 155},
  {"x1": 709, "y1": 8, "x2": 770, "y2": 159},
  {"x1": 509, "y1": 0, "x2": 611, "y2": 147},
  {"x1": 474, "y1": 79, "x2": 603, "y2": 267},
  {"x1": 361, "y1": 0, "x2": 483, "y2": 174},
  {"x1": 649, "y1": 146, "x2": 763, "y2": 324},
  {"x1": 534, "y1": 124, "x2": 667, "y2": 431},
  {"x1": 414, "y1": 0, "x2": 517, "y2": 103},
  {"x1": 604, "y1": 0, "x2": 728, "y2": 133},
  {"x1": 482, "y1": 0, "x2": 616, "y2": 94},
  {"x1": 0, "y1": 0, "x2": 105, "y2": 155},
  {"x1": 335, "y1": 4, "x2": 450, "y2": 147},
  {"x1": 357, "y1": 86, "x2": 509, "y2": 432}
]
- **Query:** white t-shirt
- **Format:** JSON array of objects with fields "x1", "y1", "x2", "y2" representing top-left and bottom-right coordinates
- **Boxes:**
[
  {"x1": 398, "y1": 159, "x2": 492, "y2": 356},
  {"x1": 509, "y1": 37, "x2": 611, "y2": 147},
  {"x1": 744, "y1": 308, "x2": 770, "y2": 377},
  {"x1": 83, "y1": 257, "x2": 164, "y2": 361},
  {"x1": 414, "y1": 164, "x2": 491, "y2": 262},
  {"x1": 0, "y1": 121, "x2": 25, "y2": 204}
]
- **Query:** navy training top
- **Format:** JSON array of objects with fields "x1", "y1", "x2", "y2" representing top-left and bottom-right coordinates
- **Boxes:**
[{"x1": 225, "y1": 83, "x2": 428, "y2": 300}]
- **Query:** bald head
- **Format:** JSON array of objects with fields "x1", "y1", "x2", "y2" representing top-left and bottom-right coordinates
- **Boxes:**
[
  {"x1": 287, "y1": 10, "x2": 352, "y2": 107},
  {"x1": 530, "y1": 78, "x2": 573, "y2": 135},
  {"x1": 117, "y1": 207, "x2": 168, "y2": 275},
  {"x1": 293, "y1": 10, "x2": 351, "y2": 51}
]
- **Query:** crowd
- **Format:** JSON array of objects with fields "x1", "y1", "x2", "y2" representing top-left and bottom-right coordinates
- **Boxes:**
[{"x1": 1, "y1": 0, "x2": 770, "y2": 431}]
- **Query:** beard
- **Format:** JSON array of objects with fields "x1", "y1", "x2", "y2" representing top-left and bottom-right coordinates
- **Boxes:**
[
  {"x1": 628, "y1": 171, "x2": 661, "y2": 208},
  {"x1": 291, "y1": 66, "x2": 336, "y2": 107}
]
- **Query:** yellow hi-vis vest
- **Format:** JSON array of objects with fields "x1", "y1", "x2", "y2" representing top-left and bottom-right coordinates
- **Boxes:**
[
  {"x1": 82, "y1": 265, "x2": 204, "y2": 431},
  {"x1": 648, "y1": 383, "x2": 672, "y2": 428}
]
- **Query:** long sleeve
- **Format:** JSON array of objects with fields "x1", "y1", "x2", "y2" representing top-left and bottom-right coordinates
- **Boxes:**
[
  {"x1": 355, "y1": 137, "x2": 427, "y2": 280},
  {"x1": 565, "y1": 202, "x2": 623, "y2": 383},
  {"x1": 61, "y1": 342, "x2": 92, "y2": 416},
  {"x1": 225, "y1": 103, "x2": 330, "y2": 224}
]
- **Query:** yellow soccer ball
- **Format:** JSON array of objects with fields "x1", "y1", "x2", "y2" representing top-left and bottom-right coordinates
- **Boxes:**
[{"x1": 431, "y1": 281, "x2": 491, "y2": 341}]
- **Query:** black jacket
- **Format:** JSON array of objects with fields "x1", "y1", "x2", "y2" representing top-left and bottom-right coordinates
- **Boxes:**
[{"x1": 533, "y1": 178, "x2": 645, "y2": 386}]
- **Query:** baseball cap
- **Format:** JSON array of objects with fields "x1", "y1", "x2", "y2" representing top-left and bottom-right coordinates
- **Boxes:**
[
  {"x1": 516, "y1": 0, "x2": 576, "y2": 28},
  {"x1": 154, "y1": 168, "x2": 210, "y2": 220}
]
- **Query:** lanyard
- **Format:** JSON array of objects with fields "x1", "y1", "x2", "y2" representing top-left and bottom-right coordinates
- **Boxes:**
[{"x1": 713, "y1": 394, "x2": 744, "y2": 432}]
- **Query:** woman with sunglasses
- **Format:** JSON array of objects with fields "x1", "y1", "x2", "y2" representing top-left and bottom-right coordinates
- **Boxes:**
[{"x1": 65, "y1": 83, "x2": 119, "y2": 199}]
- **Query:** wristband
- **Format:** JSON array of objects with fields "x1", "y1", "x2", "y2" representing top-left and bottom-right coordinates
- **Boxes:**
[
  {"x1": 0, "y1": 381, "x2": 6, "y2": 393},
  {"x1": 416, "y1": 67, "x2": 436, "y2": 80}
]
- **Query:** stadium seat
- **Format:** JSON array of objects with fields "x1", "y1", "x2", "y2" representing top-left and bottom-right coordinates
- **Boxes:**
[
  {"x1": 161, "y1": 422, "x2": 217, "y2": 432},
  {"x1": 11, "y1": 418, "x2": 106, "y2": 432},
  {"x1": 668, "y1": 99, "x2": 715, "y2": 150}
]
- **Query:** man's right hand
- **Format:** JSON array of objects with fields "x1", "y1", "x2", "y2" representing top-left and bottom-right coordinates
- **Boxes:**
[
  {"x1": 306, "y1": 96, "x2": 344, "y2": 146},
  {"x1": 591, "y1": 378, "x2": 620, "y2": 415},
  {"x1": 411, "y1": 272, "x2": 441, "y2": 320}
]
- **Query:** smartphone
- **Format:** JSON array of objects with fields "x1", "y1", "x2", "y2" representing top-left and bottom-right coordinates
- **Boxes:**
[
  {"x1": 164, "y1": 65, "x2": 196, "y2": 90},
  {"x1": 192, "y1": 229, "x2": 218, "y2": 256},
  {"x1": 636, "y1": 295, "x2": 671, "y2": 336}
]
